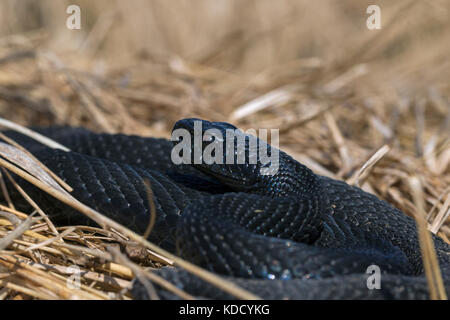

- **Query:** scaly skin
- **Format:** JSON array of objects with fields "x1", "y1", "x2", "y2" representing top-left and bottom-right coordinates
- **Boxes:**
[{"x1": 2, "y1": 120, "x2": 449, "y2": 299}]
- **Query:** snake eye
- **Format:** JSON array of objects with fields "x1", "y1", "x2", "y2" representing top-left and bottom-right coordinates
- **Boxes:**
[
  {"x1": 203, "y1": 132, "x2": 224, "y2": 144},
  {"x1": 204, "y1": 134, "x2": 214, "y2": 142}
]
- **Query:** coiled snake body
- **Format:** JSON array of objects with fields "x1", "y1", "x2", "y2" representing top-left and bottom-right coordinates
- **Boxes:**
[{"x1": 2, "y1": 119, "x2": 450, "y2": 299}]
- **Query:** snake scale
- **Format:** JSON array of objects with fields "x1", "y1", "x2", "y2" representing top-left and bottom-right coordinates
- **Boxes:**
[{"x1": 1, "y1": 118, "x2": 449, "y2": 300}]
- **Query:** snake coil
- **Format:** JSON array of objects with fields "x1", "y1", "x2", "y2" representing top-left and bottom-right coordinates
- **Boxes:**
[{"x1": 2, "y1": 119, "x2": 449, "y2": 299}]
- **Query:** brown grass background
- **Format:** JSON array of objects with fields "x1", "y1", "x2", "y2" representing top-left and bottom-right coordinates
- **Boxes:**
[{"x1": 0, "y1": 0, "x2": 448, "y2": 299}]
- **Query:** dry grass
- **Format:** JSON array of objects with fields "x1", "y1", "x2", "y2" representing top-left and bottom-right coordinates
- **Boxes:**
[{"x1": 0, "y1": 0, "x2": 448, "y2": 300}]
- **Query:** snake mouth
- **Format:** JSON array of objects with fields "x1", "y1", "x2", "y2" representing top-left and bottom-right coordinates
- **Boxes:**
[{"x1": 195, "y1": 164, "x2": 258, "y2": 191}]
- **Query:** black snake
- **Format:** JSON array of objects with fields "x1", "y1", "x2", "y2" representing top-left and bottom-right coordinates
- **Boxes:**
[{"x1": 1, "y1": 118, "x2": 449, "y2": 299}]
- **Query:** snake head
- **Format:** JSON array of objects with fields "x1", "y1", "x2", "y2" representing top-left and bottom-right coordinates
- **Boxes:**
[{"x1": 171, "y1": 118, "x2": 281, "y2": 193}]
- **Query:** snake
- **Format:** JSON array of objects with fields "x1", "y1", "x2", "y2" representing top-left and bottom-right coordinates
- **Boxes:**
[{"x1": 1, "y1": 118, "x2": 449, "y2": 300}]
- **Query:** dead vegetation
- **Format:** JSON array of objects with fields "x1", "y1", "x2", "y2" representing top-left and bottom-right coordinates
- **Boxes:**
[{"x1": 0, "y1": 0, "x2": 448, "y2": 300}]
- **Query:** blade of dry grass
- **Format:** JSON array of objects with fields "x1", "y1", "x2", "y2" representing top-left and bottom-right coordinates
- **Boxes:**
[
  {"x1": 408, "y1": 176, "x2": 447, "y2": 300},
  {"x1": 142, "y1": 179, "x2": 157, "y2": 239},
  {"x1": 0, "y1": 118, "x2": 69, "y2": 151},
  {"x1": 109, "y1": 246, "x2": 195, "y2": 300},
  {"x1": 324, "y1": 112, "x2": 352, "y2": 175},
  {"x1": 347, "y1": 145, "x2": 390, "y2": 186},
  {"x1": 0, "y1": 131, "x2": 72, "y2": 192},
  {"x1": 429, "y1": 193, "x2": 450, "y2": 235},
  {"x1": 0, "y1": 214, "x2": 34, "y2": 251},
  {"x1": 231, "y1": 85, "x2": 297, "y2": 121},
  {"x1": 25, "y1": 227, "x2": 75, "y2": 252},
  {"x1": 2, "y1": 168, "x2": 60, "y2": 236}
]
